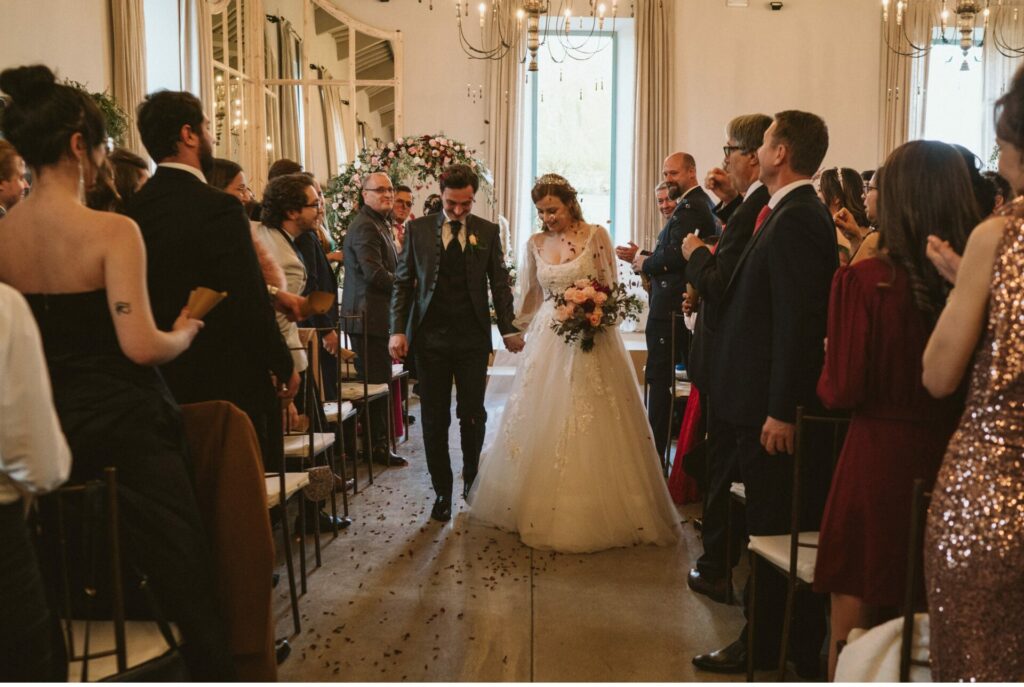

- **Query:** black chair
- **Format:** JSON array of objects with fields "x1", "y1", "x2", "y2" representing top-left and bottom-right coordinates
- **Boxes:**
[
  {"x1": 664, "y1": 311, "x2": 692, "y2": 476},
  {"x1": 899, "y1": 479, "x2": 931, "y2": 682},
  {"x1": 338, "y1": 312, "x2": 393, "y2": 487}
]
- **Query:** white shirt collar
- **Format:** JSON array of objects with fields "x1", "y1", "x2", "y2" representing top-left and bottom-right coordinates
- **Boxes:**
[
  {"x1": 767, "y1": 179, "x2": 814, "y2": 209},
  {"x1": 681, "y1": 184, "x2": 701, "y2": 200},
  {"x1": 158, "y1": 162, "x2": 207, "y2": 184},
  {"x1": 742, "y1": 179, "x2": 764, "y2": 200}
]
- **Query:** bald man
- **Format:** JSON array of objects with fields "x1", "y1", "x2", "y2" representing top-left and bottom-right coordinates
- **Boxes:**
[{"x1": 616, "y1": 152, "x2": 718, "y2": 460}]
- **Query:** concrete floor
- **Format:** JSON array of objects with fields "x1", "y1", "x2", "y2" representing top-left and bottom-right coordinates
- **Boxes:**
[{"x1": 274, "y1": 398, "x2": 760, "y2": 682}]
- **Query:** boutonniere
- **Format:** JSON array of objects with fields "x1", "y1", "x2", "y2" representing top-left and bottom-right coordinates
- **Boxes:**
[{"x1": 466, "y1": 232, "x2": 486, "y2": 252}]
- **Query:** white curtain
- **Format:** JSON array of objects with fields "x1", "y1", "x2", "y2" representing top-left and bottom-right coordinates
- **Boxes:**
[
  {"x1": 982, "y1": 20, "x2": 1024, "y2": 165},
  {"x1": 276, "y1": 19, "x2": 301, "y2": 162},
  {"x1": 484, "y1": 2, "x2": 527, "y2": 244},
  {"x1": 110, "y1": 0, "x2": 148, "y2": 153},
  {"x1": 318, "y1": 70, "x2": 349, "y2": 176},
  {"x1": 178, "y1": 0, "x2": 214, "y2": 113},
  {"x1": 879, "y1": 2, "x2": 934, "y2": 161},
  {"x1": 630, "y1": 0, "x2": 672, "y2": 248}
]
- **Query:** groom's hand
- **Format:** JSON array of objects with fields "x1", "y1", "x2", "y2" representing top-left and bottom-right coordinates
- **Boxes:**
[
  {"x1": 504, "y1": 334, "x2": 526, "y2": 353},
  {"x1": 389, "y1": 334, "x2": 409, "y2": 359}
]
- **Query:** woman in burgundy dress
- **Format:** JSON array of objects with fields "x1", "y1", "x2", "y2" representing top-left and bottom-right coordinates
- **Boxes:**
[{"x1": 813, "y1": 141, "x2": 977, "y2": 679}]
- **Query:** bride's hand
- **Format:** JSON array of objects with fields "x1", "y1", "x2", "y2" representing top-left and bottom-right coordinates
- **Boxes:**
[{"x1": 505, "y1": 333, "x2": 526, "y2": 353}]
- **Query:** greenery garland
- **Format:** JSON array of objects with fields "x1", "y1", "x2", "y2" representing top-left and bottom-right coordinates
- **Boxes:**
[
  {"x1": 63, "y1": 79, "x2": 130, "y2": 147},
  {"x1": 323, "y1": 134, "x2": 493, "y2": 246}
]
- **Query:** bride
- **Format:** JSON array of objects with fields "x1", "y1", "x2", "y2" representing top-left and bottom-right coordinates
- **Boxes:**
[{"x1": 469, "y1": 174, "x2": 682, "y2": 553}]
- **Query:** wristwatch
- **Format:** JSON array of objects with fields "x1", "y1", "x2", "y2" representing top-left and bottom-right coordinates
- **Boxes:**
[{"x1": 267, "y1": 284, "x2": 280, "y2": 298}]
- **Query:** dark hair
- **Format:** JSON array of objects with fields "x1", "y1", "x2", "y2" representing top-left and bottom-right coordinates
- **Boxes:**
[
  {"x1": 727, "y1": 113, "x2": 772, "y2": 153},
  {"x1": 530, "y1": 173, "x2": 584, "y2": 225},
  {"x1": 107, "y1": 147, "x2": 148, "y2": 207},
  {"x1": 996, "y1": 63, "x2": 1024, "y2": 160},
  {"x1": 137, "y1": 90, "x2": 204, "y2": 162},
  {"x1": 952, "y1": 144, "x2": 997, "y2": 217},
  {"x1": 983, "y1": 170, "x2": 1013, "y2": 206},
  {"x1": 207, "y1": 157, "x2": 243, "y2": 191},
  {"x1": 0, "y1": 139, "x2": 21, "y2": 180},
  {"x1": 819, "y1": 167, "x2": 869, "y2": 226},
  {"x1": 260, "y1": 172, "x2": 314, "y2": 229},
  {"x1": 85, "y1": 158, "x2": 122, "y2": 213},
  {"x1": 0, "y1": 65, "x2": 106, "y2": 169},
  {"x1": 268, "y1": 158, "x2": 302, "y2": 179},
  {"x1": 423, "y1": 193, "x2": 442, "y2": 215},
  {"x1": 861, "y1": 169, "x2": 875, "y2": 183},
  {"x1": 395, "y1": 184, "x2": 412, "y2": 194},
  {"x1": 771, "y1": 110, "x2": 829, "y2": 176},
  {"x1": 439, "y1": 164, "x2": 479, "y2": 193},
  {"x1": 877, "y1": 140, "x2": 979, "y2": 325}
]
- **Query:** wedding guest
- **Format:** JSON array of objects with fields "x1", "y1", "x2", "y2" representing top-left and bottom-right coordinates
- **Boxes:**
[
  {"x1": 655, "y1": 180, "x2": 678, "y2": 220},
  {"x1": 0, "y1": 139, "x2": 29, "y2": 217},
  {"x1": 392, "y1": 184, "x2": 413, "y2": 252},
  {"x1": 615, "y1": 152, "x2": 718, "y2": 459},
  {"x1": 834, "y1": 167, "x2": 881, "y2": 264},
  {"x1": 921, "y1": 65, "x2": 1024, "y2": 681},
  {"x1": 422, "y1": 192, "x2": 442, "y2": 215},
  {"x1": 0, "y1": 283, "x2": 72, "y2": 681},
  {"x1": 815, "y1": 141, "x2": 976, "y2": 679},
  {"x1": 693, "y1": 111, "x2": 835, "y2": 676},
  {"x1": 682, "y1": 113, "x2": 773, "y2": 604},
  {"x1": 953, "y1": 144, "x2": 997, "y2": 217},
  {"x1": 108, "y1": 148, "x2": 149, "y2": 205},
  {"x1": 983, "y1": 169, "x2": 1013, "y2": 210},
  {"x1": 128, "y1": 89, "x2": 297, "y2": 471},
  {"x1": 818, "y1": 167, "x2": 868, "y2": 265},
  {"x1": 0, "y1": 65, "x2": 234, "y2": 679},
  {"x1": 268, "y1": 157, "x2": 303, "y2": 179}
]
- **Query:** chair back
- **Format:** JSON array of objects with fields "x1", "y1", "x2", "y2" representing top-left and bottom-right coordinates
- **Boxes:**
[
  {"x1": 900, "y1": 479, "x2": 931, "y2": 682},
  {"x1": 339, "y1": 312, "x2": 370, "y2": 399}
]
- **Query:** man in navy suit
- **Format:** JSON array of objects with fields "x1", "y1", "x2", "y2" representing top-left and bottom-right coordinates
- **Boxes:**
[
  {"x1": 691, "y1": 111, "x2": 836, "y2": 676},
  {"x1": 616, "y1": 152, "x2": 719, "y2": 460}
]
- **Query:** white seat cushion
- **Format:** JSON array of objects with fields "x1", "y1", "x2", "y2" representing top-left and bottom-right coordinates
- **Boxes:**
[
  {"x1": 748, "y1": 531, "x2": 819, "y2": 583},
  {"x1": 729, "y1": 481, "x2": 746, "y2": 501},
  {"x1": 323, "y1": 401, "x2": 355, "y2": 422},
  {"x1": 340, "y1": 382, "x2": 389, "y2": 400},
  {"x1": 835, "y1": 614, "x2": 931, "y2": 682},
  {"x1": 282, "y1": 432, "x2": 336, "y2": 458},
  {"x1": 265, "y1": 472, "x2": 311, "y2": 508},
  {"x1": 66, "y1": 619, "x2": 183, "y2": 682}
]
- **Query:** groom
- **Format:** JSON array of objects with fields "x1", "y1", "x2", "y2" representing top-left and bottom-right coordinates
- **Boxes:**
[{"x1": 389, "y1": 164, "x2": 524, "y2": 522}]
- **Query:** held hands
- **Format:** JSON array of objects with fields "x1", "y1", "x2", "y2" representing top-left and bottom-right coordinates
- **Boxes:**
[
  {"x1": 172, "y1": 307, "x2": 204, "y2": 344},
  {"x1": 681, "y1": 233, "x2": 706, "y2": 260},
  {"x1": 761, "y1": 416, "x2": 796, "y2": 455},
  {"x1": 389, "y1": 333, "x2": 409, "y2": 360},
  {"x1": 705, "y1": 167, "x2": 738, "y2": 205},
  {"x1": 926, "y1": 235, "x2": 962, "y2": 285},
  {"x1": 505, "y1": 333, "x2": 526, "y2": 353},
  {"x1": 615, "y1": 241, "x2": 640, "y2": 264},
  {"x1": 273, "y1": 290, "x2": 306, "y2": 322}
]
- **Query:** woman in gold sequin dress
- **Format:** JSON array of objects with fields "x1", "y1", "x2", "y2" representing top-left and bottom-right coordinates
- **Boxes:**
[{"x1": 922, "y1": 66, "x2": 1024, "y2": 681}]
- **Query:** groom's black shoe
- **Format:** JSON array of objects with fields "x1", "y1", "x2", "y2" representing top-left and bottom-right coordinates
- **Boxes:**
[
  {"x1": 430, "y1": 495, "x2": 452, "y2": 522},
  {"x1": 462, "y1": 478, "x2": 475, "y2": 500}
]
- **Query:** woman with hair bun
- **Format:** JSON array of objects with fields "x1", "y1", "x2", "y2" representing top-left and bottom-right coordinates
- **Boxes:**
[
  {"x1": 0, "y1": 64, "x2": 234, "y2": 680},
  {"x1": 468, "y1": 173, "x2": 682, "y2": 553}
]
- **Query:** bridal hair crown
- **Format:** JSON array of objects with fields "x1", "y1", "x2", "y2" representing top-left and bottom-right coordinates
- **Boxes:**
[{"x1": 534, "y1": 173, "x2": 577, "y2": 196}]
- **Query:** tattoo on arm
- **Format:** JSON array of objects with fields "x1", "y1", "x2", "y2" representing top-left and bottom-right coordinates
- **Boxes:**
[{"x1": 114, "y1": 302, "x2": 132, "y2": 315}]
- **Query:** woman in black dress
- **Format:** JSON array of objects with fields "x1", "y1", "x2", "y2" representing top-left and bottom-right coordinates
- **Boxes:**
[{"x1": 0, "y1": 65, "x2": 234, "y2": 680}]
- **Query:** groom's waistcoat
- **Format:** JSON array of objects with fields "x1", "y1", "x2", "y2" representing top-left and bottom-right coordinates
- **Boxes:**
[{"x1": 419, "y1": 239, "x2": 482, "y2": 345}]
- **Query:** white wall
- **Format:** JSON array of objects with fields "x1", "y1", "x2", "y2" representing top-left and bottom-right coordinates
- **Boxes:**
[
  {"x1": 1, "y1": 0, "x2": 112, "y2": 93},
  {"x1": 673, "y1": 0, "x2": 882, "y2": 177}
]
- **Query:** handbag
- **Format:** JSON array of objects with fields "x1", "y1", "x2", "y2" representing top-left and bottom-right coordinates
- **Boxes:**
[{"x1": 303, "y1": 465, "x2": 334, "y2": 503}]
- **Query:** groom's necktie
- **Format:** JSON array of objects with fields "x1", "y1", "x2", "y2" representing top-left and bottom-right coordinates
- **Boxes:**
[{"x1": 447, "y1": 220, "x2": 463, "y2": 256}]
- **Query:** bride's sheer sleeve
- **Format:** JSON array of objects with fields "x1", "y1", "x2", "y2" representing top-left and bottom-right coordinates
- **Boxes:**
[
  {"x1": 592, "y1": 225, "x2": 619, "y2": 287},
  {"x1": 513, "y1": 237, "x2": 543, "y2": 331}
]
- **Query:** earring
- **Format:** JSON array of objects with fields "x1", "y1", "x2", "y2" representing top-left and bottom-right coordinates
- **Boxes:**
[{"x1": 77, "y1": 158, "x2": 85, "y2": 203}]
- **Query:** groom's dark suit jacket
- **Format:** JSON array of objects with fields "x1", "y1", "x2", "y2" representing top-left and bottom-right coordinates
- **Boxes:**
[
  {"x1": 127, "y1": 166, "x2": 293, "y2": 416},
  {"x1": 390, "y1": 212, "x2": 517, "y2": 349},
  {"x1": 709, "y1": 184, "x2": 837, "y2": 427}
]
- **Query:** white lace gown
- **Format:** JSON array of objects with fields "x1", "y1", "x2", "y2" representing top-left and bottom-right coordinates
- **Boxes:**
[{"x1": 468, "y1": 225, "x2": 682, "y2": 553}]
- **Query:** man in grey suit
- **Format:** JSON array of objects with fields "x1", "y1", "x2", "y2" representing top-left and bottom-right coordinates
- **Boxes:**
[
  {"x1": 341, "y1": 171, "x2": 407, "y2": 466},
  {"x1": 389, "y1": 164, "x2": 524, "y2": 522}
]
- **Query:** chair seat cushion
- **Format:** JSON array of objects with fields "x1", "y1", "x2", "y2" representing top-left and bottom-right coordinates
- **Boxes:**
[
  {"x1": 264, "y1": 472, "x2": 311, "y2": 508},
  {"x1": 66, "y1": 619, "x2": 183, "y2": 682},
  {"x1": 323, "y1": 401, "x2": 355, "y2": 422},
  {"x1": 835, "y1": 613, "x2": 931, "y2": 682},
  {"x1": 282, "y1": 432, "x2": 336, "y2": 459},
  {"x1": 748, "y1": 531, "x2": 819, "y2": 583},
  {"x1": 340, "y1": 382, "x2": 389, "y2": 400}
]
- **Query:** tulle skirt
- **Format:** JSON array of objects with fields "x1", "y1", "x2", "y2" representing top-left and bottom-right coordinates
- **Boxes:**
[{"x1": 468, "y1": 303, "x2": 682, "y2": 553}]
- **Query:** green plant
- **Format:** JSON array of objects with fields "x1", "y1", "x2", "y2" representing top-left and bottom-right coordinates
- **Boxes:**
[{"x1": 63, "y1": 79, "x2": 129, "y2": 147}]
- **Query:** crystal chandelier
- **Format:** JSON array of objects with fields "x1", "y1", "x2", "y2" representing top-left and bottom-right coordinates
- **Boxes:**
[
  {"x1": 881, "y1": 0, "x2": 1024, "y2": 69},
  {"x1": 452, "y1": 0, "x2": 631, "y2": 72}
]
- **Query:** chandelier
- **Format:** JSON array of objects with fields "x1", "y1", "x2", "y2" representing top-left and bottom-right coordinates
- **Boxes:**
[
  {"x1": 450, "y1": 0, "x2": 631, "y2": 72},
  {"x1": 882, "y1": 0, "x2": 1024, "y2": 68}
]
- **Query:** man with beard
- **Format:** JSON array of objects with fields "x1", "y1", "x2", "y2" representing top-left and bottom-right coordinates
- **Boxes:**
[{"x1": 128, "y1": 90, "x2": 296, "y2": 469}]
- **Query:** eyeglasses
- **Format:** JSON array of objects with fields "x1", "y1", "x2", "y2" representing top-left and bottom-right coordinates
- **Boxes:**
[
  {"x1": 393, "y1": 199, "x2": 412, "y2": 207},
  {"x1": 303, "y1": 202, "x2": 322, "y2": 208},
  {"x1": 723, "y1": 145, "x2": 745, "y2": 157},
  {"x1": 863, "y1": 185, "x2": 878, "y2": 194},
  {"x1": 364, "y1": 187, "x2": 395, "y2": 195}
]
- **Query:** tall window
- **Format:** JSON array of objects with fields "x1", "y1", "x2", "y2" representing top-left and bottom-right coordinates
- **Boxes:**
[
  {"x1": 921, "y1": 31, "x2": 987, "y2": 161},
  {"x1": 518, "y1": 20, "x2": 635, "y2": 257}
]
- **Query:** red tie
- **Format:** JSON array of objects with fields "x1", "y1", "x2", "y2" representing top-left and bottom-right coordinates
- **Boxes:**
[{"x1": 753, "y1": 206, "x2": 772, "y2": 235}]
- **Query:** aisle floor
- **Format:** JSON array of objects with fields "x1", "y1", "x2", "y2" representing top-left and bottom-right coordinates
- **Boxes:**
[{"x1": 275, "y1": 400, "x2": 753, "y2": 682}]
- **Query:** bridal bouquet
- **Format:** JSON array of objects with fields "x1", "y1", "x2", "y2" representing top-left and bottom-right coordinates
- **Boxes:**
[{"x1": 550, "y1": 278, "x2": 643, "y2": 352}]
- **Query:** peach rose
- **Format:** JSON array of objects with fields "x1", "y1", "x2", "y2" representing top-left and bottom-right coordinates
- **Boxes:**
[
  {"x1": 570, "y1": 289, "x2": 589, "y2": 304},
  {"x1": 594, "y1": 292, "x2": 609, "y2": 305},
  {"x1": 593, "y1": 307, "x2": 603, "y2": 320},
  {"x1": 581, "y1": 286, "x2": 598, "y2": 300},
  {"x1": 588, "y1": 312, "x2": 602, "y2": 326},
  {"x1": 564, "y1": 287, "x2": 579, "y2": 301},
  {"x1": 574, "y1": 278, "x2": 591, "y2": 289}
]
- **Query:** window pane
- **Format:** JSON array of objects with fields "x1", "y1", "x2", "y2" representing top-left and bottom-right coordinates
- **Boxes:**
[{"x1": 922, "y1": 42, "x2": 985, "y2": 159}]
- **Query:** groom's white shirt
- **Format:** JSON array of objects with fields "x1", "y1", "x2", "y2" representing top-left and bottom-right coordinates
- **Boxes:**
[{"x1": 440, "y1": 211, "x2": 468, "y2": 250}]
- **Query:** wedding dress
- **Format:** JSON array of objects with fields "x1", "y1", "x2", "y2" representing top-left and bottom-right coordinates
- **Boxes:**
[{"x1": 469, "y1": 224, "x2": 682, "y2": 553}]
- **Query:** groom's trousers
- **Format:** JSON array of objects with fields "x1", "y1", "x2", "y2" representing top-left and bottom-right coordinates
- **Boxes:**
[{"x1": 414, "y1": 342, "x2": 489, "y2": 498}]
